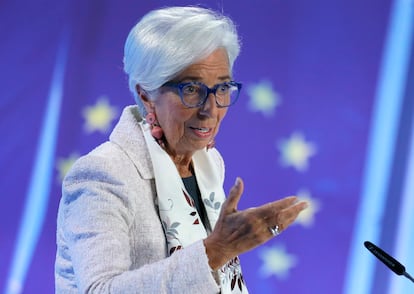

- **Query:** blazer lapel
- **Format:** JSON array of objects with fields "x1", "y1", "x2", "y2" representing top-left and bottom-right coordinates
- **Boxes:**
[{"x1": 109, "y1": 105, "x2": 154, "y2": 180}]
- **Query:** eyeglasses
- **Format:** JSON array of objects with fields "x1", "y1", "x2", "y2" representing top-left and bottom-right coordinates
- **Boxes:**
[{"x1": 162, "y1": 81, "x2": 242, "y2": 108}]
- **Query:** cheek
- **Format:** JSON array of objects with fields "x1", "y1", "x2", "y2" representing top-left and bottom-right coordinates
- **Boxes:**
[
  {"x1": 157, "y1": 104, "x2": 190, "y2": 135},
  {"x1": 154, "y1": 97, "x2": 183, "y2": 124}
]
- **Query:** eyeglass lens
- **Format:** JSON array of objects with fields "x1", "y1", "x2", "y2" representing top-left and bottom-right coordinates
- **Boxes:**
[{"x1": 181, "y1": 83, "x2": 239, "y2": 107}]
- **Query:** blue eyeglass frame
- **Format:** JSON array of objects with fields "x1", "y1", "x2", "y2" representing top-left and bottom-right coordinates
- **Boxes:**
[{"x1": 162, "y1": 81, "x2": 243, "y2": 108}]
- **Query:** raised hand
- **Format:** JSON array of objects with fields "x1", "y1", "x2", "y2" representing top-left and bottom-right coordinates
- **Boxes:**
[{"x1": 204, "y1": 177, "x2": 308, "y2": 270}]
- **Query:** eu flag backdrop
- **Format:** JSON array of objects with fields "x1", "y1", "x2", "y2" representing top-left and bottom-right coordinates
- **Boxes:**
[{"x1": 1, "y1": 0, "x2": 414, "y2": 293}]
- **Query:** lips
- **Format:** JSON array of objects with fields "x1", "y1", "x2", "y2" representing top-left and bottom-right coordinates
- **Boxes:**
[
  {"x1": 191, "y1": 127, "x2": 210, "y2": 133},
  {"x1": 189, "y1": 126, "x2": 213, "y2": 138}
]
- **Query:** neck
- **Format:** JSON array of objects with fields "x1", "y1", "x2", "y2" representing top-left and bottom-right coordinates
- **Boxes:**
[
  {"x1": 159, "y1": 139, "x2": 195, "y2": 177},
  {"x1": 169, "y1": 153, "x2": 193, "y2": 178}
]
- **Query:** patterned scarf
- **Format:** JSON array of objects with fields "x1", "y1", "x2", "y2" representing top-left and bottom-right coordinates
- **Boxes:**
[{"x1": 141, "y1": 122, "x2": 248, "y2": 293}]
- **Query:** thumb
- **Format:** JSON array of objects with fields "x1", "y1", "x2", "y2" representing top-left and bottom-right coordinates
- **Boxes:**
[{"x1": 222, "y1": 177, "x2": 244, "y2": 214}]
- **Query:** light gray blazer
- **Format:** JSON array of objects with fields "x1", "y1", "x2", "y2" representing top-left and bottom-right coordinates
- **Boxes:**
[{"x1": 55, "y1": 105, "x2": 220, "y2": 293}]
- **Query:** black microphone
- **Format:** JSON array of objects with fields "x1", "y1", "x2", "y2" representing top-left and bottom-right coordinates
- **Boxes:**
[{"x1": 364, "y1": 241, "x2": 414, "y2": 283}]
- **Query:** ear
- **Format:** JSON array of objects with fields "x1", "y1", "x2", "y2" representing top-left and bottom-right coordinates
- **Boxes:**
[{"x1": 136, "y1": 84, "x2": 154, "y2": 113}]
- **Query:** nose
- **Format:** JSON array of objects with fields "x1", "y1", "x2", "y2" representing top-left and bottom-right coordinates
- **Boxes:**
[{"x1": 198, "y1": 93, "x2": 218, "y2": 118}]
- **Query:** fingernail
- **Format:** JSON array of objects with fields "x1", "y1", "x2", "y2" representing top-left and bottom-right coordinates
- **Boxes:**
[{"x1": 234, "y1": 177, "x2": 240, "y2": 187}]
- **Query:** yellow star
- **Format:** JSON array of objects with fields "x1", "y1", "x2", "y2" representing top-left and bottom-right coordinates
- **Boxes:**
[
  {"x1": 56, "y1": 153, "x2": 79, "y2": 182},
  {"x1": 83, "y1": 97, "x2": 118, "y2": 133},
  {"x1": 295, "y1": 189, "x2": 321, "y2": 227},
  {"x1": 258, "y1": 245, "x2": 298, "y2": 279},
  {"x1": 247, "y1": 81, "x2": 281, "y2": 117},
  {"x1": 277, "y1": 132, "x2": 317, "y2": 172}
]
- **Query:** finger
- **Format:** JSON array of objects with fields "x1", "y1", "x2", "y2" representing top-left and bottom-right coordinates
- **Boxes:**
[
  {"x1": 222, "y1": 177, "x2": 244, "y2": 214},
  {"x1": 259, "y1": 196, "x2": 298, "y2": 220},
  {"x1": 276, "y1": 196, "x2": 300, "y2": 209},
  {"x1": 275, "y1": 200, "x2": 309, "y2": 231},
  {"x1": 283, "y1": 200, "x2": 308, "y2": 225}
]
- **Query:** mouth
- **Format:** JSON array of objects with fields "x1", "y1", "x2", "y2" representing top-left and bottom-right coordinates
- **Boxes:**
[
  {"x1": 190, "y1": 127, "x2": 210, "y2": 133},
  {"x1": 189, "y1": 126, "x2": 213, "y2": 138}
]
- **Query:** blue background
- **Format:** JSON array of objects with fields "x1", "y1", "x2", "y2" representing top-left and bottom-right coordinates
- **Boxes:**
[{"x1": 1, "y1": 0, "x2": 414, "y2": 293}]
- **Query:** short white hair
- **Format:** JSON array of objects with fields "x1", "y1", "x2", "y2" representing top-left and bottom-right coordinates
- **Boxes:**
[{"x1": 123, "y1": 6, "x2": 241, "y2": 115}]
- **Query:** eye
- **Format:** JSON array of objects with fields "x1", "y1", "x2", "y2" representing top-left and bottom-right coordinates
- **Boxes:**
[
  {"x1": 216, "y1": 83, "x2": 231, "y2": 95},
  {"x1": 182, "y1": 84, "x2": 200, "y2": 95}
]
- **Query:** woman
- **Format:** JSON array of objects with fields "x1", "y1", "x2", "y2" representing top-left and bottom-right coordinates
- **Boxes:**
[{"x1": 55, "y1": 6, "x2": 308, "y2": 294}]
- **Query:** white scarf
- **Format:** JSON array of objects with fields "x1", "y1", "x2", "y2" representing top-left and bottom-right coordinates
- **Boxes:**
[{"x1": 141, "y1": 122, "x2": 248, "y2": 293}]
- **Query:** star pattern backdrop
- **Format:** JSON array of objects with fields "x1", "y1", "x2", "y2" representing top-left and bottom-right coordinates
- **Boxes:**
[{"x1": 1, "y1": 0, "x2": 414, "y2": 293}]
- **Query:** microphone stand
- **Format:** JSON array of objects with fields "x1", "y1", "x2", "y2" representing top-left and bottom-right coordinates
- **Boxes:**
[{"x1": 403, "y1": 272, "x2": 414, "y2": 284}]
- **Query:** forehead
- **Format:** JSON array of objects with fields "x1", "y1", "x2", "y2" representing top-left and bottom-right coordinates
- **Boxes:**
[{"x1": 175, "y1": 48, "x2": 231, "y2": 81}]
